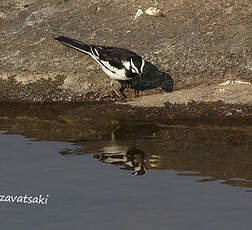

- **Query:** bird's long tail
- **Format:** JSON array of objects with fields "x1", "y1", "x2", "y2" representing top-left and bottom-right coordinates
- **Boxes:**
[{"x1": 54, "y1": 36, "x2": 92, "y2": 56}]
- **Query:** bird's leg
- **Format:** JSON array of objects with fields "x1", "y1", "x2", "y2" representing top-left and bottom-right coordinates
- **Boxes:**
[
  {"x1": 119, "y1": 82, "x2": 128, "y2": 98},
  {"x1": 110, "y1": 79, "x2": 121, "y2": 97},
  {"x1": 135, "y1": 89, "x2": 140, "y2": 97}
]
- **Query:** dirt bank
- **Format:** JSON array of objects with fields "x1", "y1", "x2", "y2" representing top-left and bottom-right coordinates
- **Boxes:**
[
  {"x1": 123, "y1": 81, "x2": 252, "y2": 107},
  {"x1": 0, "y1": 0, "x2": 251, "y2": 103}
]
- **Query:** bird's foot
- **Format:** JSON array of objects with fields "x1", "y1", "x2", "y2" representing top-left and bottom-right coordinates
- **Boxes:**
[
  {"x1": 112, "y1": 90, "x2": 127, "y2": 101},
  {"x1": 120, "y1": 92, "x2": 127, "y2": 99},
  {"x1": 119, "y1": 87, "x2": 128, "y2": 99},
  {"x1": 134, "y1": 90, "x2": 140, "y2": 97}
]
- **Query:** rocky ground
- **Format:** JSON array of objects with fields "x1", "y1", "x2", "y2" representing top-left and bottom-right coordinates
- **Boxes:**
[
  {"x1": 124, "y1": 81, "x2": 252, "y2": 107},
  {"x1": 0, "y1": 0, "x2": 251, "y2": 115}
]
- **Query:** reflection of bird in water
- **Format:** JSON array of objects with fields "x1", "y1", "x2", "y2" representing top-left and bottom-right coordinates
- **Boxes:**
[
  {"x1": 59, "y1": 126, "x2": 147, "y2": 175},
  {"x1": 94, "y1": 132, "x2": 146, "y2": 176}
]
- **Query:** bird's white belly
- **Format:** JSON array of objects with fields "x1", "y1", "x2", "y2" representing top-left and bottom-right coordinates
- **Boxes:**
[{"x1": 101, "y1": 66, "x2": 129, "y2": 80}]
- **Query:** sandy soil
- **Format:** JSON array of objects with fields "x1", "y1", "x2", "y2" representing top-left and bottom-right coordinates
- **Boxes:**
[
  {"x1": 1, "y1": 0, "x2": 251, "y2": 101},
  {"x1": 122, "y1": 81, "x2": 252, "y2": 107}
]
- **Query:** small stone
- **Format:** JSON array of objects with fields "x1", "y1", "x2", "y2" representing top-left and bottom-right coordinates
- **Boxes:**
[
  {"x1": 145, "y1": 7, "x2": 161, "y2": 16},
  {"x1": 225, "y1": 112, "x2": 233, "y2": 116},
  {"x1": 96, "y1": 6, "x2": 102, "y2": 12},
  {"x1": 133, "y1": 9, "x2": 143, "y2": 20},
  {"x1": 235, "y1": 109, "x2": 242, "y2": 113},
  {"x1": 0, "y1": 12, "x2": 6, "y2": 18}
]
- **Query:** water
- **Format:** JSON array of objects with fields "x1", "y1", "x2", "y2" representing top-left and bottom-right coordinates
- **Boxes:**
[{"x1": 0, "y1": 104, "x2": 251, "y2": 229}]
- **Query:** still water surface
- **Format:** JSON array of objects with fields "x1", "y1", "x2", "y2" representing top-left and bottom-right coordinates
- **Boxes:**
[{"x1": 0, "y1": 104, "x2": 251, "y2": 229}]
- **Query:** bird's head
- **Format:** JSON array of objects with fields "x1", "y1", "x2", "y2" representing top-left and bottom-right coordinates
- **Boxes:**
[{"x1": 159, "y1": 72, "x2": 174, "y2": 92}]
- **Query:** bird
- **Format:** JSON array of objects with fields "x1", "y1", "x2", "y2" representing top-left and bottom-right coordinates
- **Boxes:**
[{"x1": 54, "y1": 36, "x2": 174, "y2": 98}]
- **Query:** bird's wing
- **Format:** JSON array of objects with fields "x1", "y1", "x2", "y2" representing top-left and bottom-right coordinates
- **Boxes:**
[
  {"x1": 90, "y1": 45, "x2": 146, "y2": 77},
  {"x1": 54, "y1": 36, "x2": 146, "y2": 80}
]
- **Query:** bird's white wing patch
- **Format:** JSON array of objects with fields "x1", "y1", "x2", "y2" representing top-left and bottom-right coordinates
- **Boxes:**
[
  {"x1": 122, "y1": 60, "x2": 131, "y2": 71},
  {"x1": 93, "y1": 47, "x2": 100, "y2": 56},
  {"x1": 130, "y1": 58, "x2": 139, "y2": 74},
  {"x1": 90, "y1": 46, "x2": 98, "y2": 58},
  {"x1": 86, "y1": 46, "x2": 130, "y2": 80},
  {"x1": 140, "y1": 57, "x2": 145, "y2": 73},
  {"x1": 100, "y1": 60, "x2": 129, "y2": 80}
]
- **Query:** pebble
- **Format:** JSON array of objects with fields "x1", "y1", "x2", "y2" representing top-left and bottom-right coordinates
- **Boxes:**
[
  {"x1": 133, "y1": 9, "x2": 143, "y2": 20},
  {"x1": 145, "y1": 7, "x2": 161, "y2": 16}
]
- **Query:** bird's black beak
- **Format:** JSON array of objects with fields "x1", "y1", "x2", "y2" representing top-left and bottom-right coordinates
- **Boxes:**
[{"x1": 160, "y1": 73, "x2": 174, "y2": 92}]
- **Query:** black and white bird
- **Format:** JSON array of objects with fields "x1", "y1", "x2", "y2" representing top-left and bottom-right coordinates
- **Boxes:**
[{"x1": 54, "y1": 36, "x2": 174, "y2": 98}]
